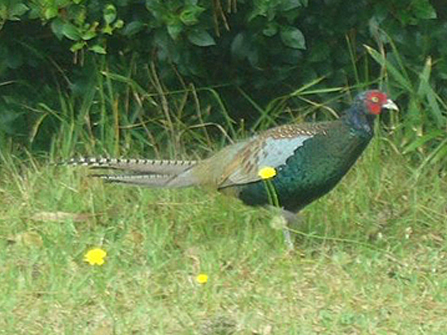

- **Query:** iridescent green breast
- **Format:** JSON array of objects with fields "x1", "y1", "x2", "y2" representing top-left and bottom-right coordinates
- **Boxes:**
[{"x1": 234, "y1": 122, "x2": 372, "y2": 212}]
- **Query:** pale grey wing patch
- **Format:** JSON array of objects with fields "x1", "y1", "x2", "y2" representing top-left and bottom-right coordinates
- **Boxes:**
[
  {"x1": 258, "y1": 136, "x2": 311, "y2": 168},
  {"x1": 219, "y1": 135, "x2": 313, "y2": 188}
]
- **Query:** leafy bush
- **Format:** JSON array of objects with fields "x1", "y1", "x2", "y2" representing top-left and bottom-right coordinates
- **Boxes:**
[
  {"x1": 1, "y1": 0, "x2": 441, "y2": 87},
  {"x1": 0, "y1": 0, "x2": 446, "y2": 161}
]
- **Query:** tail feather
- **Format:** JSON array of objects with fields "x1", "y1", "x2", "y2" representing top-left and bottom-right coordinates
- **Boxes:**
[
  {"x1": 64, "y1": 157, "x2": 197, "y2": 175},
  {"x1": 92, "y1": 171, "x2": 197, "y2": 188}
]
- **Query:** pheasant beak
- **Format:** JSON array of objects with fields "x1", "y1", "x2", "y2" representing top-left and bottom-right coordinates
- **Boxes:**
[{"x1": 383, "y1": 99, "x2": 399, "y2": 111}]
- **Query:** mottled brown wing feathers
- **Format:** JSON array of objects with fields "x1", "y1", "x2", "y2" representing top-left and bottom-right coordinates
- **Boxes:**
[{"x1": 217, "y1": 122, "x2": 333, "y2": 188}]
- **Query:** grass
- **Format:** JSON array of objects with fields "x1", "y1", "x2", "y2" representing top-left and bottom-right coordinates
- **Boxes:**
[
  {"x1": 1, "y1": 135, "x2": 447, "y2": 334},
  {"x1": 2, "y1": 45, "x2": 447, "y2": 334}
]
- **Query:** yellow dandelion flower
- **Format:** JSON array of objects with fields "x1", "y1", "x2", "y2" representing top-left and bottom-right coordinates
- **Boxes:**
[
  {"x1": 84, "y1": 248, "x2": 107, "y2": 266},
  {"x1": 196, "y1": 273, "x2": 208, "y2": 284},
  {"x1": 258, "y1": 166, "x2": 277, "y2": 179}
]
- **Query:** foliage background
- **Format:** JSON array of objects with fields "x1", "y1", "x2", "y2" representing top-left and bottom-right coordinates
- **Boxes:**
[{"x1": 1, "y1": 0, "x2": 446, "y2": 159}]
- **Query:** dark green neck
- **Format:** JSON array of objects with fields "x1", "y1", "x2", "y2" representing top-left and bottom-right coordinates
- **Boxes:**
[{"x1": 342, "y1": 103, "x2": 376, "y2": 138}]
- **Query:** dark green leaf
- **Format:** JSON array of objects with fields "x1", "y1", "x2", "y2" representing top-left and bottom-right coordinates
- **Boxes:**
[
  {"x1": 122, "y1": 21, "x2": 145, "y2": 36},
  {"x1": 44, "y1": 7, "x2": 58, "y2": 20},
  {"x1": 10, "y1": 3, "x2": 28, "y2": 19},
  {"x1": 68, "y1": 4, "x2": 86, "y2": 25},
  {"x1": 82, "y1": 29, "x2": 97, "y2": 41},
  {"x1": 90, "y1": 45, "x2": 107, "y2": 54},
  {"x1": 50, "y1": 18, "x2": 65, "y2": 40},
  {"x1": 413, "y1": 0, "x2": 436, "y2": 20},
  {"x1": 62, "y1": 23, "x2": 82, "y2": 41},
  {"x1": 114, "y1": 19, "x2": 124, "y2": 29},
  {"x1": 280, "y1": 26, "x2": 306, "y2": 49},
  {"x1": 103, "y1": 24, "x2": 113, "y2": 35},
  {"x1": 180, "y1": 5, "x2": 205, "y2": 25},
  {"x1": 187, "y1": 29, "x2": 215, "y2": 47},
  {"x1": 70, "y1": 41, "x2": 85, "y2": 52},
  {"x1": 263, "y1": 23, "x2": 278, "y2": 37},
  {"x1": 280, "y1": 0, "x2": 303, "y2": 11},
  {"x1": 167, "y1": 24, "x2": 183, "y2": 40},
  {"x1": 104, "y1": 4, "x2": 117, "y2": 24},
  {"x1": 231, "y1": 33, "x2": 249, "y2": 60}
]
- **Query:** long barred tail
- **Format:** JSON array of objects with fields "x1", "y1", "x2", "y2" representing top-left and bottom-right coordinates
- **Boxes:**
[
  {"x1": 63, "y1": 157, "x2": 198, "y2": 175},
  {"x1": 63, "y1": 157, "x2": 200, "y2": 188}
]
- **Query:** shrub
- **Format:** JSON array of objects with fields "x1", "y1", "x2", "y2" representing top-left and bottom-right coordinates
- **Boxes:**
[{"x1": 0, "y1": 0, "x2": 445, "y2": 156}]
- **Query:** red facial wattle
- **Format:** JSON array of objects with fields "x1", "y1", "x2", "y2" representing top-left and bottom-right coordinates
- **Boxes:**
[
  {"x1": 368, "y1": 102, "x2": 382, "y2": 115},
  {"x1": 365, "y1": 92, "x2": 388, "y2": 115}
]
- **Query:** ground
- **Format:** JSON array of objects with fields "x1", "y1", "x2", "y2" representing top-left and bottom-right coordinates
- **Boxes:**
[{"x1": 1, "y1": 146, "x2": 446, "y2": 334}]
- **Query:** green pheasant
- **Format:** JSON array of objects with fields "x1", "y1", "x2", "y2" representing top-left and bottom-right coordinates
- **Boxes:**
[{"x1": 68, "y1": 90, "x2": 398, "y2": 246}]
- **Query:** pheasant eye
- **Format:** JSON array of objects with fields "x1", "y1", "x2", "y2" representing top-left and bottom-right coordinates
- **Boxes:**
[{"x1": 371, "y1": 96, "x2": 379, "y2": 103}]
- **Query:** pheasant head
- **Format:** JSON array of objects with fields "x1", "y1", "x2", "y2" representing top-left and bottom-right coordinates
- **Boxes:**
[{"x1": 344, "y1": 90, "x2": 399, "y2": 135}]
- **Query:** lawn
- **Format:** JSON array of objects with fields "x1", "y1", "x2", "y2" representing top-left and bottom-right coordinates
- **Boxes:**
[{"x1": 1, "y1": 138, "x2": 446, "y2": 335}]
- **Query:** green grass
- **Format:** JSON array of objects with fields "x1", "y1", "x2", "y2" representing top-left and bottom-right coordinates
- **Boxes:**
[
  {"x1": 1, "y1": 140, "x2": 447, "y2": 334},
  {"x1": 2, "y1": 44, "x2": 447, "y2": 334}
]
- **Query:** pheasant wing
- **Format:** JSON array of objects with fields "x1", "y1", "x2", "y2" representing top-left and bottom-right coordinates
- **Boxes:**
[{"x1": 218, "y1": 124, "x2": 325, "y2": 188}]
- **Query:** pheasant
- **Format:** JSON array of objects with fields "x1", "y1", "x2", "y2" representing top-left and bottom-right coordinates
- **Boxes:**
[{"x1": 68, "y1": 90, "x2": 398, "y2": 247}]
